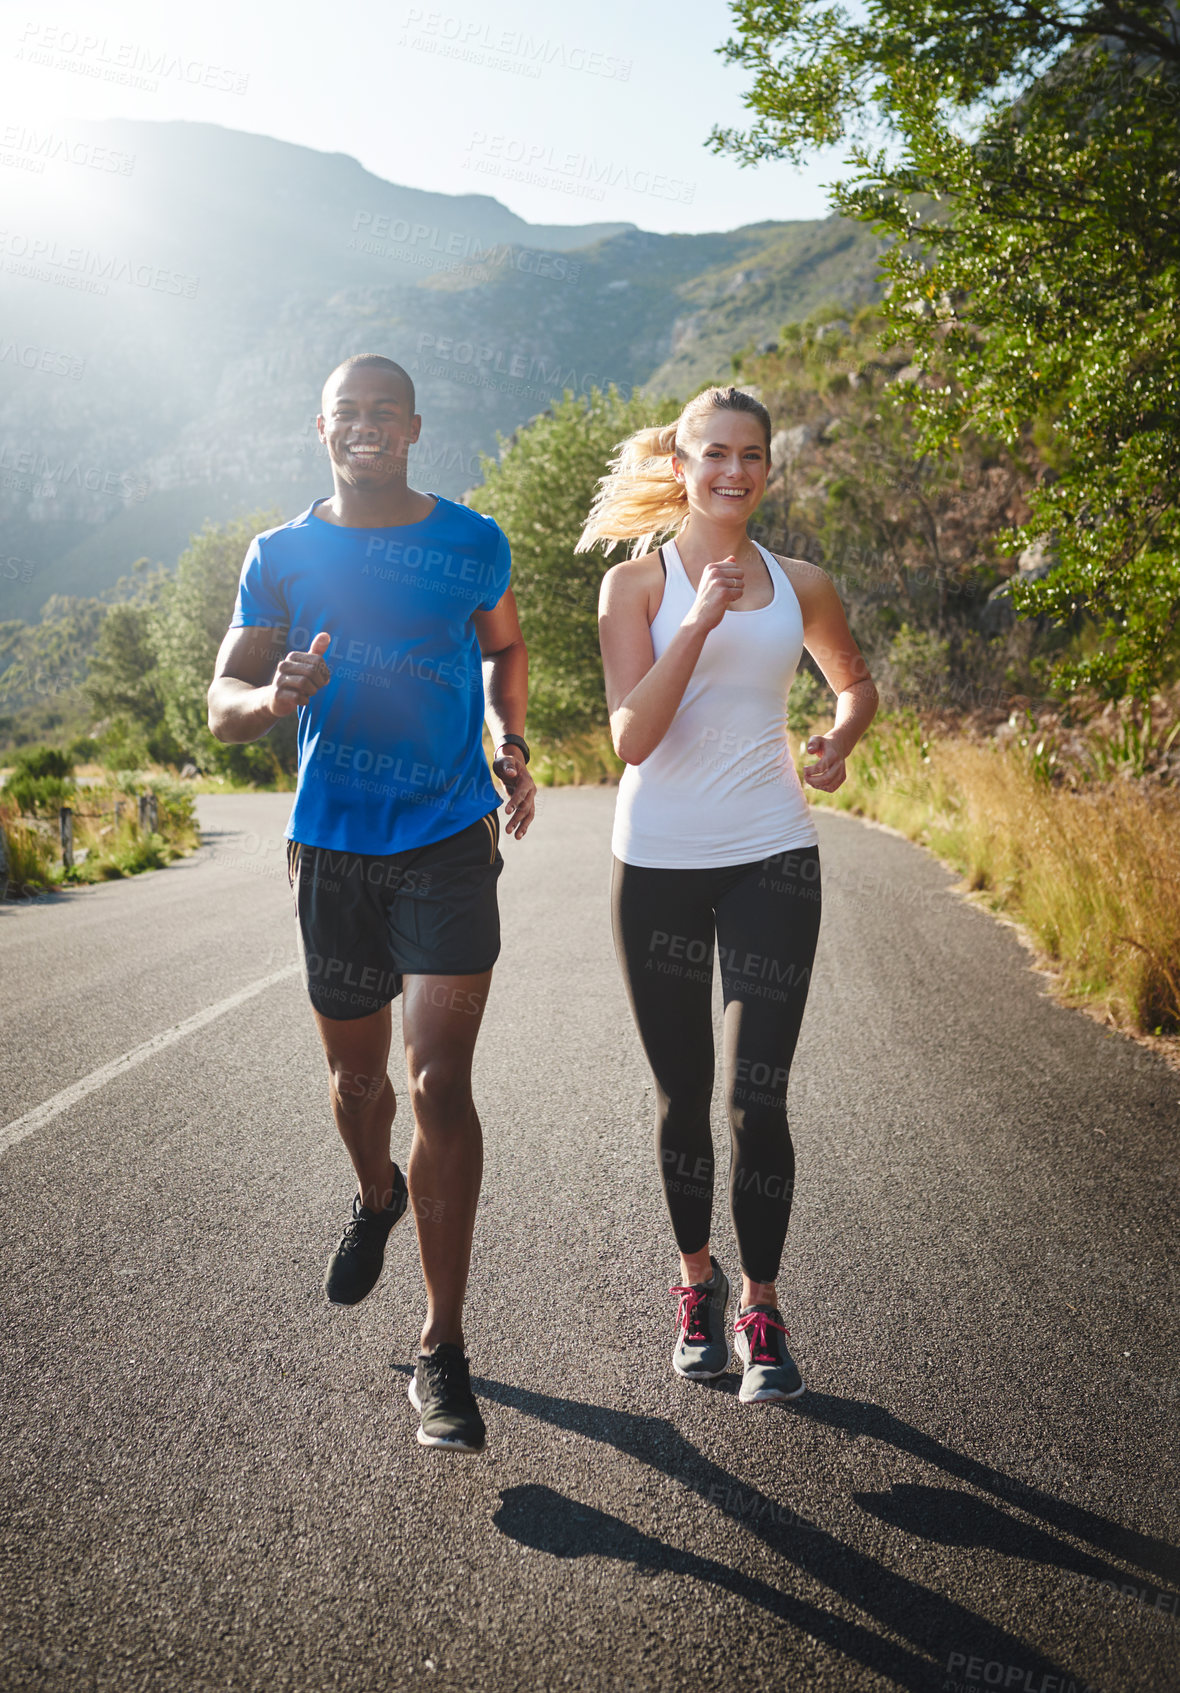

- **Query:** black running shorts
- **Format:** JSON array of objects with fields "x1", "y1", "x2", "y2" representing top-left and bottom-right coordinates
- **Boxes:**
[{"x1": 287, "y1": 811, "x2": 503, "y2": 1021}]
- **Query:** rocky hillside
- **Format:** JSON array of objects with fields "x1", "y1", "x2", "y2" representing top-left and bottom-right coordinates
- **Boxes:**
[{"x1": 1, "y1": 120, "x2": 884, "y2": 620}]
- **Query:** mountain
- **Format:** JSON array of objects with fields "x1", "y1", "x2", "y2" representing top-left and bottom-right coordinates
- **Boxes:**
[{"x1": 0, "y1": 120, "x2": 885, "y2": 620}]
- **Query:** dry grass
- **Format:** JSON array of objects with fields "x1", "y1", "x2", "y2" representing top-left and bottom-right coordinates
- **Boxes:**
[
  {"x1": 0, "y1": 813, "x2": 58, "y2": 891},
  {"x1": 0, "y1": 780, "x2": 200, "y2": 895},
  {"x1": 533, "y1": 714, "x2": 1180, "y2": 1037},
  {"x1": 807, "y1": 717, "x2": 1180, "y2": 1038}
]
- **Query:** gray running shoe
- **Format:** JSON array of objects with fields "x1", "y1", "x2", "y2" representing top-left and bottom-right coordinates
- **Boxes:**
[
  {"x1": 670, "y1": 1258, "x2": 732, "y2": 1379},
  {"x1": 734, "y1": 1303, "x2": 804, "y2": 1402},
  {"x1": 408, "y1": 1345, "x2": 486, "y2": 1452}
]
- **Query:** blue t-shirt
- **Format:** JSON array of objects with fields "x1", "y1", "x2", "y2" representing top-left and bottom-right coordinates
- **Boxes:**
[{"x1": 231, "y1": 496, "x2": 512, "y2": 854}]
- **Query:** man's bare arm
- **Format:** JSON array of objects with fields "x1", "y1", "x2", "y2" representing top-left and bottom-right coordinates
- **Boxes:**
[
  {"x1": 207, "y1": 626, "x2": 331, "y2": 744},
  {"x1": 474, "y1": 589, "x2": 527, "y2": 750},
  {"x1": 473, "y1": 589, "x2": 535, "y2": 838}
]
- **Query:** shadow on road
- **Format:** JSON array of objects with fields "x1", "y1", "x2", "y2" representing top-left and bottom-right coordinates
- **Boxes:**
[
  {"x1": 471, "y1": 1376, "x2": 1176, "y2": 1691},
  {"x1": 856, "y1": 1484, "x2": 1180, "y2": 1615},
  {"x1": 795, "y1": 1391, "x2": 1180, "y2": 1589},
  {"x1": 493, "y1": 1481, "x2": 933, "y2": 1687},
  {"x1": 0, "y1": 884, "x2": 91, "y2": 912}
]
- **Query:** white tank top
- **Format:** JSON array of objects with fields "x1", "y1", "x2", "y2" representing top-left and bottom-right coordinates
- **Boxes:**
[{"x1": 611, "y1": 537, "x2": 820, "y2": 869}]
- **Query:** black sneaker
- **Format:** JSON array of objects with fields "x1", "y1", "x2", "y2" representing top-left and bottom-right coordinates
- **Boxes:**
[
  {"x1": 323, "y1": 1166, "x2": 408, "y2": 1305},
  {"x1": 407, "y1": 1344, "x2": 486, "y2": 1451}
]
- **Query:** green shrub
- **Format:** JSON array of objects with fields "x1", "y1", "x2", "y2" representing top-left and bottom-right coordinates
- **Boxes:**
[
  {"x1": 787, "y1": 668, "x2": 826, "y2": 735},
  {"x1": 98, "y1": 718, "x2": 152, "y2": 773},
  {"x1": 468, "y1": 387, "x2": 682, "y2": 740},
  {"x1": 2, "y1": 772, "x2": 75, "y2": 815},
  {"x1": 11, "y1": 745, "x2": 74, "y2": 781},
  {"x1": 101, "y1": 832, "x2": 171, "y2": 877},
  {"x1": 887, "y1": 623, "x2": 951, "y2": 708}
]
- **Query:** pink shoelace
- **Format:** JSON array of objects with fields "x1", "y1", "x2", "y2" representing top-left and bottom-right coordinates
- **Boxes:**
[
  {"x1": 735, "y1": 1308, "x2": 788, "y2": 1364},
  {"x1": 670, "y1": 1283, "x2": 710, "y2": 1342}
]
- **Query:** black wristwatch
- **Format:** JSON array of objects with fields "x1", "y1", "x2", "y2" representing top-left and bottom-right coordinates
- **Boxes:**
[{"x1": 498, "y1": 733, "x2": 531, "y2": 765}]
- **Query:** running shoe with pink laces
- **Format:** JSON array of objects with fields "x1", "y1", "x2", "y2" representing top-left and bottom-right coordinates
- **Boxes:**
[
  {"x1": 734, "y1": 1304, "x2": 804, "y2": 1402},
  {"x1": 670, "y1": 1257, "x2": 731, "y2": 1379}
]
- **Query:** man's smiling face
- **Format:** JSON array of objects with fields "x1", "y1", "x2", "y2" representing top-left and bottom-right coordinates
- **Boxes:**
[{"x1": 317, "y1": 364, "x2": 420, "y2": 489}]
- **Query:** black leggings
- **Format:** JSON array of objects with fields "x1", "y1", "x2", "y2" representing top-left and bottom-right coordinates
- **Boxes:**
[{"x1": 611, "y1": 847, "x2": 822, "y2": 1284}]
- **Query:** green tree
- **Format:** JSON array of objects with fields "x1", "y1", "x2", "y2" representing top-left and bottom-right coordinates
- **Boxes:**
[
  {"x1": 78, "y1": 514, "x2": 293, "y2": 778},
  {"x1": 754, "y1": 307, "x2": 1029, "y2": 625},
  {"x1": 85, "y1": 602, "x2": 183, "y2": 765},
  {"x1": 468, "y1": 387, "x2": 682, "y2": 738},
  {"x1": 711, "y1": 2, "x2": 1180, "y2": 704},
  {"x1": 0, "y1": 596, "x2": 106, "y2": 714},
  {"x1": 153, "y1": 511, "x2": 295, "y2": 779}
]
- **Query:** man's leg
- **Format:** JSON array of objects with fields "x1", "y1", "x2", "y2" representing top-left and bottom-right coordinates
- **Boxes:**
[
  {"x1": 311, "y1": 1003, "x2": 399, "y2": 1212},
  {"x1": 401, "y1": 970, "x2": 492, "y2": 1353}
]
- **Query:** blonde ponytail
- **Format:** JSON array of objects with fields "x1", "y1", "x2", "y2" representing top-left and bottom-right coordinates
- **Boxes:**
[
  {"x1": 575, "y1": 386, "x2": 773, "y2": 560},
  {"x1": 574, "y1": 422, "x2": 686, "y2": 560}
]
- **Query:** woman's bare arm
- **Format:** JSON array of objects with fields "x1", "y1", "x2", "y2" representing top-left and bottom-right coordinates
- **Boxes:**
[
  {"x1": 783, "y1": 557, "x2": 878, "y2": 791},
  {"x1": 598, "y1": 552, "x2": 742, "y2": 765}
]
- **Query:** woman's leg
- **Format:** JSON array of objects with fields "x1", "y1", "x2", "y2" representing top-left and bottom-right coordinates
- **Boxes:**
[
  {"x1": 715, "y1": 846, "x2": 822, "y2": 1304},
  {"x1": 610, "y1": 857, "x2": 718, "y2": 1275}
]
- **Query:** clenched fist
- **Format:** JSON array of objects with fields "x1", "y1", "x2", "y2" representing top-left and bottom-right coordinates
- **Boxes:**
[
  {"x1": 683, "y1": 556, "x2": 744, "y2": 635},
  {"x1": 268, "y1": 631, "x2": 331, "y2": 718}
]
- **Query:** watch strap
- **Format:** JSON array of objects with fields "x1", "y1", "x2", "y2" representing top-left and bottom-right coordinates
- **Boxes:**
[{"x1": 498, "y1": 733, "x2": 531, "y2": 764}]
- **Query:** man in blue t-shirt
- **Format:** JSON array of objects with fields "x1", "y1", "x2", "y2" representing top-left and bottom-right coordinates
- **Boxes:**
[{"x1": 208, "y1": 354, "x2": 535, "y2": 1453}]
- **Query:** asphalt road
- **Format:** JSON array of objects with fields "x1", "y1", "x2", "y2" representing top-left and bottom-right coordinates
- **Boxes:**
[{"x1": 1, "y1": 789, "x2": 1178, "y2": 1693}]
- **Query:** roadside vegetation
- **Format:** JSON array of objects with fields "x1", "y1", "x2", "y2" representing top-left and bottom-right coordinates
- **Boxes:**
[
  {"x1": 0, "y1": 746, "x2": 198, "y2": 897},
  {"x1": 701, "y1": 1, "x2": 1180, "y2": 1047},
  {"x1": 3, "y1": 7, "x2": 1176, "y2": 1044},
  {"x1": 468, "y1": 387, "x2": 681, "y2": 742},
  {"x1": 0, "y1": 516, "x2": 293, "y2": 783},
  {"x1": 793, "y1": 701, "x2": 1180, "y2": 1044}
]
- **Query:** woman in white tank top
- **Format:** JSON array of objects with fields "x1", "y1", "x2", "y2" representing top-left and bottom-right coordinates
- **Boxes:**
[{"x1": 583, "y1": 385, "x2": 878, "y2": 1404}]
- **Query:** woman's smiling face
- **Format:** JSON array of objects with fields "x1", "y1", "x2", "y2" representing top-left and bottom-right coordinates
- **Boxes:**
[{"x1": 672, "y1": 408, "x2": 769, "y2": 523}]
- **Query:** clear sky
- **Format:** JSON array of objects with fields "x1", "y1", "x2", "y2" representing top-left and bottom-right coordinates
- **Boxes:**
[{"x1": 3, "y1": 0, "x2": 848, "y2": 234}]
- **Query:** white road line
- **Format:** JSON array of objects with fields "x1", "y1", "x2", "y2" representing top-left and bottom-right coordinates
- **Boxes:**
[{"x1": 0, "y1": 964, "x2": 302, "y2": 1158}]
